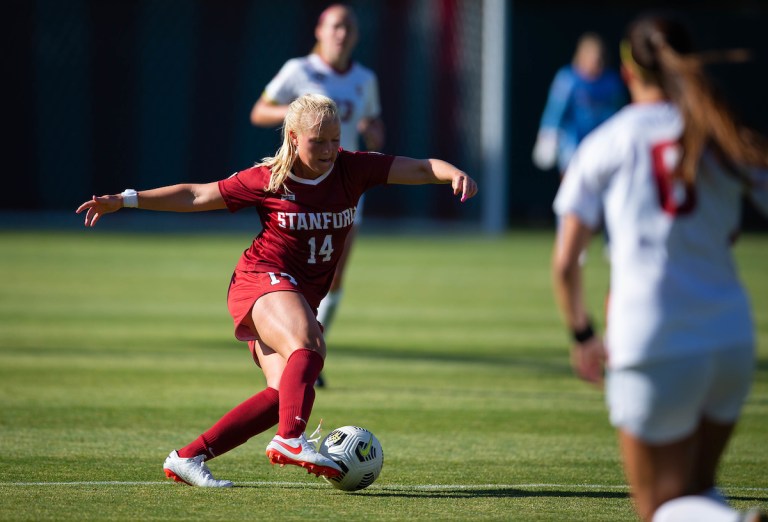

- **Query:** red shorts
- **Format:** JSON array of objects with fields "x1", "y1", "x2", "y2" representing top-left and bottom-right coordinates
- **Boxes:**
[{"x1": 226, "y1": 270, "x2": 321, "y2": 342}]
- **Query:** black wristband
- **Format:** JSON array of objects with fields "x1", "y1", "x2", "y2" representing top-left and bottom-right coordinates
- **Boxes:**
[{"x1": 572, "y1": 320, "x2": 595, "y2": 344}]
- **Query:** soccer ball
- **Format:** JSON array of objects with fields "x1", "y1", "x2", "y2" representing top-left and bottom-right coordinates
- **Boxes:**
[{"x1": 319, "y1": 426, "x2": 383, "y2": 491}]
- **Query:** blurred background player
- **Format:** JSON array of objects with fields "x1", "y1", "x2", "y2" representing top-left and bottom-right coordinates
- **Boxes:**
[
  {"x1": 532, "y1": 32, "x2": 626, "y2": 177},
  {"x1": 251, "y1": 4, "x2": 384, "y2": 387},
  {"x1": 77, "y1": 93, "x2": 477, "y2": 488},
  {"x1": 551, "y1": 13, "x2": 768, "y2": 522}
]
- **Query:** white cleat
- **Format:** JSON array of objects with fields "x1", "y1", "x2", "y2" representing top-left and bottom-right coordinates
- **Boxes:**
[
  {"x1": 163, "y1": 450, "x2": 233, "y2": 487},
  {"x1": 266, "y1": 433, "x2": 342, "y2": 478}
]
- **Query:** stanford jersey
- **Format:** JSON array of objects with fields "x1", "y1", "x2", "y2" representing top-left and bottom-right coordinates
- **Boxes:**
[{"x1": 218, "y1": 150, "x2": 394, "y2": 308}]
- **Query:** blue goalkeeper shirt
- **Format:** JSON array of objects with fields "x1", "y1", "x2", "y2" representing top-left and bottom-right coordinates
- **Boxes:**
[{"x1": 539, "y1": 65, "x2": 626, "y2": 172}]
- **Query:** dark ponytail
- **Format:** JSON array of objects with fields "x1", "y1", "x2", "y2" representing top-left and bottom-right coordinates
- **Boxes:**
[{"x1": 624, "y1": 15, "x2": 768, "y2": 184}]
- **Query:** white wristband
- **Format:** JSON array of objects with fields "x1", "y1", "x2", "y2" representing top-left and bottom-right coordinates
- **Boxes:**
[{"x1": 121, "y1": 189, "x2": 139, "y2": 208}]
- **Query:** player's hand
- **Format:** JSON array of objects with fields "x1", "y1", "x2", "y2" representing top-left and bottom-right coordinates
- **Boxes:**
[
  {"x1": 452, "y1": 174, "x2": 478, "y2": 203},
  {"x1": 75, "y1": 195, "x2": 122, "y2": 227},
  {"x1": 571, "y1": 336, "x2": 606, "y2": 387},
  {"x1": 532, "y1": 130, "x2": 558, "y2": 170}
]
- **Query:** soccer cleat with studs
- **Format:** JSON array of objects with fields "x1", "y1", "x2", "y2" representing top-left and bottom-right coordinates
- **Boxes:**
[
  {"x1": 163, "y1": 450, "x2": 233, "y2": 487},
  {"x1": 266, "y1": 425, "x2": 341, "y2": 479}
]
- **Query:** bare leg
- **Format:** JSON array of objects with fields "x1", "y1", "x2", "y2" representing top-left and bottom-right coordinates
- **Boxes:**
[
  {"x1": 690, "y1": 418, "x2": 735, "y2": 494},
  {"x1": 620, "y1": 429, "x2": 695, "y2": 521},
  {"x1": 620, "y1": 417, "x2": 738, "y2": 522},
  {"x1": 253, "y1": 339, "x2": 287, "y2": 390},
  {"x1": 249, "y1": 291, "x2": 325, "y2": 359}
]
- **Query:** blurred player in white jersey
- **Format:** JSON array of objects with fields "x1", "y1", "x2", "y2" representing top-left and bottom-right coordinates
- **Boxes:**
[
  {"x1": 251, "y1": 5, "x2": 384, "y2": 387},
  {"x1": 551, "y1": 13, "x2": 768, "y2": 522}
]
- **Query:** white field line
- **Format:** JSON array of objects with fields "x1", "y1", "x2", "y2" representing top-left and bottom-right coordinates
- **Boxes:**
[{"x1": 2, "y1": 481, "x2": 767, "y2": 493}]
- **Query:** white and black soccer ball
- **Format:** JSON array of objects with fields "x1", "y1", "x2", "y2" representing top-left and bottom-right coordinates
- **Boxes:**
[{"x1": 319, "y1": 426, "x2": 383, "y2": 491}]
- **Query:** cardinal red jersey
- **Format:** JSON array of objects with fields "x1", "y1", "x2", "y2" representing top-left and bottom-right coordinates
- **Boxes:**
[{"x1": 218, "y1": 150, "x2": 394, "y2": 308}]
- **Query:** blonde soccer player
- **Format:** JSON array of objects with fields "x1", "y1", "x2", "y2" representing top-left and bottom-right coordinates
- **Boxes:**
[
  {"x1": 251, "y1": 6, "x2": 384, "y2": 385},
  {"x1": 77, "y1": 93, "x2": 476, "y2": 487}
]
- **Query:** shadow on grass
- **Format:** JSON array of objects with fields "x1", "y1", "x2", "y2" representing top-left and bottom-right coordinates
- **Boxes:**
[
  {"x1": 233, "y1": 483, "x2": 629, "y2": 500},
  {"x1": 362, "y1": 487, "x2": 628, "y2": 500},
  {"x1": 328, "y1": 341, "x2": 573, "y2": 375},
  {"x1": 233, "y1": 483, "x2": 766, "y2": 503},
  {"x1": 366, "y1": 489, "x2": 767, "y2": 503},
  {"x1": 729, "y1": 495, "x2": 768, "y2": 503}
]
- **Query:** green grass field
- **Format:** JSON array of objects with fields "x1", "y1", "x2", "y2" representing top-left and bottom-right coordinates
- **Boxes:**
[{"x1": 1, "y1": 229, "x2": 766, "y2": 521}]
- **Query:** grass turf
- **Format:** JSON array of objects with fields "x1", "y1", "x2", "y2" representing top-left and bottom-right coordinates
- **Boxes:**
[{"x1": 0, "y1": 229, "x2": 766, "y2": 520}]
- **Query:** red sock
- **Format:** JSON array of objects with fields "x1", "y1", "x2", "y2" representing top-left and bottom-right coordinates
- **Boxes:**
[
  {"x1": 277, "y1": 349, "x2": 324, "y2": 439},
  {"x1": 178, "y1": 387, "x2": 279, "y2": 460}
]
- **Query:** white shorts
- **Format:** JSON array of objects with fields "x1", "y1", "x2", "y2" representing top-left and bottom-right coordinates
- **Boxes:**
[{"x1": 606, "y1": 346, "x2": 754, "y2": 444}]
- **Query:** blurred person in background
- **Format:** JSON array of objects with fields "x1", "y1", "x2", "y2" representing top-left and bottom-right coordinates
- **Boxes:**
[
  {"x1": 251, "y1": 4, "x2": 384, "y2": 387},
  {"x1": 533, "y1": 32, "x2": 626, "y2": 177},
  {"x1": 77, "y1": 93, "x2": 477, "y2": 488},
  {"x1": 551, "y1": 13, "x2": 768, "y2": 522}
]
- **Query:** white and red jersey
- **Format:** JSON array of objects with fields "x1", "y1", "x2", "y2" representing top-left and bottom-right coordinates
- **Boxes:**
[
  {"x1": 554, "y1": 101, "x2": 768, "y2": 369},
  {"x1": 261, "y1": 54, "x2": 381, "y2": 152},
  {"x1": 218, "y1": 150, "x2": 394, "y2": 307}
]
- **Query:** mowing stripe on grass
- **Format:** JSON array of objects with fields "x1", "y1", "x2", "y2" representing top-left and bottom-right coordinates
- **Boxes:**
[{"x1": 4, "y1": 481, "x2": 767, "y2": 493}]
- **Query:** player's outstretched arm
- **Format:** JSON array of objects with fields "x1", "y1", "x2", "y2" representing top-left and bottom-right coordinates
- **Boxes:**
[
  {"x1": 75, "y1": 182, "x2": 226, "y2": 227},
  {"x1": 386, "y1": 157, "x2": 478, "y2": 202},
  {"x1": 250, "y1": 96, "x2": 290, "y2": 128}
]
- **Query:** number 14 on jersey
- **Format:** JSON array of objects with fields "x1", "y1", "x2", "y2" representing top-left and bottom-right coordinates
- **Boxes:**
[{"x1": 307, "y1": 235, "x2": 334, "y2": 264}]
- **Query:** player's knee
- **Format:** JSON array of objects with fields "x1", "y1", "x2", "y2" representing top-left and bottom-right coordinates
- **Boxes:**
[{"x1": 290, "y1": 338, "x2": 326, "y2": 358}]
